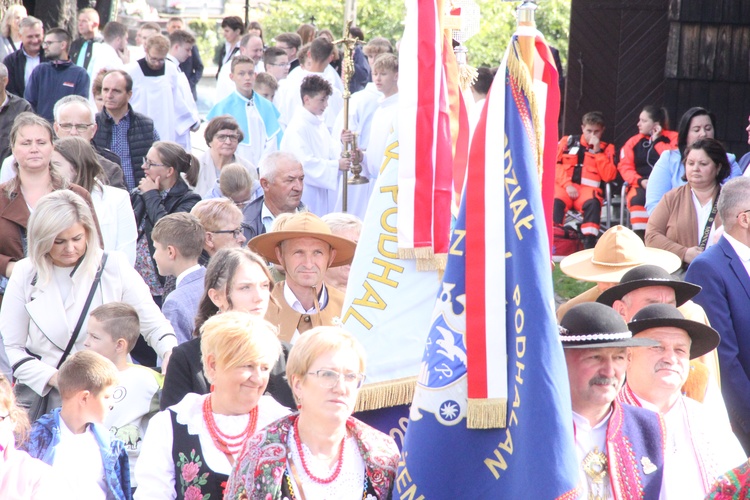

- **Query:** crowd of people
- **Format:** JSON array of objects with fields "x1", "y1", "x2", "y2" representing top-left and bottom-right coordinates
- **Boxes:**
[
  {"x1": 2, "y1": 4, "x2": 750, "y2": 500},
  {"x1": 0, "y1": 7, "x2": 398, "y2": 499}
]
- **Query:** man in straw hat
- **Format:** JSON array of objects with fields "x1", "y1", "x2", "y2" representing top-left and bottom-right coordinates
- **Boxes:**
[
  {"x1": 556, "y1": 225, "x2": 681, "y2": 322},
  {"x1": 249, "y1": 211, "x2": 356, "y2": 343},
  {"x1": 560, "y1": 302, "x2": 665, "y2": 499},
  {"x1": 618, "y1": 304, "x2": 746, "y2": 497}
]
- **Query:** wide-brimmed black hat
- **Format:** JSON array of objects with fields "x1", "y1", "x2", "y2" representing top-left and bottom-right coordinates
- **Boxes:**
[
  {"x1": 559, "y1": 302, "x2": 658, "y2": 349},
  {"x1": 627, "y1": 303, "x2": 720, "y2": 359},
  {"x1": 596, "y1": 265, "x2": 701, "y2": 307}
]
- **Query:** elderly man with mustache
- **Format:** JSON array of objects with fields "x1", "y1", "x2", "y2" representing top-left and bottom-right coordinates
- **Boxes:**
[
  {"x1": 618, "y1": 304, "x2": 747, "y2": 498},
  {"x1": 560, "y1": 302, "x2": 665, "y2": 499}
]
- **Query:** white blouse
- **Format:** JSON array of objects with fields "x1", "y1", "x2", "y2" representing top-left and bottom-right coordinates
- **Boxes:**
[
  {"x1": 286, "y1": 424, "x2": 365, "y2": 499},
  {"x1": 134, "y1": 393, "x2": 290, "y2": 499}
]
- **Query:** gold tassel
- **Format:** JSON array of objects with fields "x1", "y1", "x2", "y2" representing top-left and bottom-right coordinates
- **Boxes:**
[
  {"x1": 467, "y1": 398, "x2": 507, "y2": 429},
  {"x1": 354, "y1": 377, "x2": 417, "y2": 412},
  {"x1": 459, "y1": 64, "x2": 478, "y2": 92},
  {"x1": 506, "y1": 40, "x2": 544, "y2": 181}
]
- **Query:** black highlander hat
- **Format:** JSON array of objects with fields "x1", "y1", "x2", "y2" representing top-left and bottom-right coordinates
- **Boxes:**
[
  {"x1": 596, "y1": 265, "x2": 701, "y2": 307},
  {"x1": 559, "y1": 302, "x2": 658, "y2": 349}
]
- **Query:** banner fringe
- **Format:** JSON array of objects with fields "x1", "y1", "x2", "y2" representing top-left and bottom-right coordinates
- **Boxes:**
[
  {"x1": 467, "y1": 398, "x2": 507, "y2": 429},
  {"x1": 354, "y1": 377, "x2": 417, "y2": 412},
  {"x1": 507, "y1": 39, "x2": 544, "y2": 180},
  {"x1": 398, "y1": 247, "x2": 416, "y2": 260}
]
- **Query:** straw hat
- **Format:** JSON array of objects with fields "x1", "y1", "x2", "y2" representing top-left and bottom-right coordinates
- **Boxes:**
[
  {"x1": 628, "y1": 303, "x2": 720, "y2": 359},
  {"x1": 249, "y1": 212, "x2": 357, "y2": 267},
  {"x1": 596, "y1": 265, "x2": 701, "y2": 307},
  {"x1": 559, "y1": 225, "x2": 681, "y2": 283},
  {"x1": 559, "y1": 302, "x2": 658, "y2": 349}
]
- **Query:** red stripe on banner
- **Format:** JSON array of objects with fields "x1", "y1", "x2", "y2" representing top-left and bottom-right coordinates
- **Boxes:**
[
  {"x1": 453, "y1": 91, "x2": 470, "y2": 211},
  {"x1": 536, "y1": 37, "x2": 561, "y2": 253},
  {"x1": 414, "y1": 0, "x2": 437, "y2": 248},
  {"x1": 433, "y1": 34, "x2": 455, "y2": 255},
  {"x1": 465, "y1": 85, "x2": 490, "y2": 399}
]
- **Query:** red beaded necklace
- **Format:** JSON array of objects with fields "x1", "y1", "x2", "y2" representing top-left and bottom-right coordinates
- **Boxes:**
[
  {"x1": 202, "y1": 395, "x2": 258, "y2": 456},
  {"x1": 293, "y1": 416, "x2": 345, "y2": 485}
]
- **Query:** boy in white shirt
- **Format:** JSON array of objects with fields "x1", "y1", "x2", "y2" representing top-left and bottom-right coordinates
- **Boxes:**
[
  {"x1": 24, "y1": 351, "x2": 130, "y2": 499},
  {"x1": 84, "y1": 303, "x2": 164, "y2": 491},
  {"x1": 280, "y1": 74, "x2": 359, "y2": 216}
]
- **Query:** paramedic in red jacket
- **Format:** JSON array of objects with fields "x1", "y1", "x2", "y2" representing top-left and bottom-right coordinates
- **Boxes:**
[
  {"x1": 618, "y1": 106, "x2": 678, "y2": 239},
  {"x1": 553, "y1": 111, "x2": 617, "y2": 249}
]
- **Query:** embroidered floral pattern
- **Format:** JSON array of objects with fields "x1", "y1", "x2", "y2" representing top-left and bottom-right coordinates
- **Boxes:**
[
  {"x1": 177, "y1": 449, "x2": 211, "y2": 499},
  {"x1": 224, "y1": 414, "x2": 399, "y2": 500}
]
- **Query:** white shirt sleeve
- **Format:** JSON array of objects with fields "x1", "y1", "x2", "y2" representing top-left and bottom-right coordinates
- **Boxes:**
[{"x1": 134, "y1": 409, "x2": 177, "y2": 500}]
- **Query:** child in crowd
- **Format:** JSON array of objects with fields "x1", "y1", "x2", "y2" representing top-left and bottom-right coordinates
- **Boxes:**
[
  {"x1": 254, "y1": 72, "x2": 279, "y2": 102},
  {"x1": 83, "y1": 303, "x2": 163, "y2": 493},
  {"x1": 204, "y1": 162, "x2": 262, "y2": 204},
  {"x1": 206, "y1": 55, "x2": 283, "y2": 169},
  {"x1": 280, "y1": 74, "x2": 357, "y2": 216},
  {"x1": 23, "y1": 350, "x2": 131, "y2": 499},
  {"x1": 151, "y1": 214, "x2": 207, "y2": 344}
]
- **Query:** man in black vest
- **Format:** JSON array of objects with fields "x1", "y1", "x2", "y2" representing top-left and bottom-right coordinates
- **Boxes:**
[{"x1": 93, "y1": 69, "x2": 159, "y2": 191}]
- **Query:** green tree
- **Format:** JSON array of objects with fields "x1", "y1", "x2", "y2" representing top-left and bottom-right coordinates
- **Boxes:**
[{"x1": 245, "y1": 0, "x2": 568, "y2": 70}]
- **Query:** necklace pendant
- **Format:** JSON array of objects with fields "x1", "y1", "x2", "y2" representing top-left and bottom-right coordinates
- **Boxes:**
[{"x1": 582, "y1": 447, "x2": 610, "y2": 500}]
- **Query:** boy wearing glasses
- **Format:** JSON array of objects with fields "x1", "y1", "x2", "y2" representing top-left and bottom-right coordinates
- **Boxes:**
[{"x1": 207, "y1": 55, "x2": 283, "y2": 169}]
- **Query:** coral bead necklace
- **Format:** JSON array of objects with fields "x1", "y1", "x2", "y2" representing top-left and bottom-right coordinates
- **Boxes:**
[
  {"x1": 293, "y1": 416, "x2": 346, "y2": 484},
  {"x1": 202, "y1": 394, "x2": 258, "y2": 456}
]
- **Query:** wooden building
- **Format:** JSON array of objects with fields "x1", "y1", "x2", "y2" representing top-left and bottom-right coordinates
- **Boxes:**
[{"x1": 563, "y1": 0, "x2": 750, "y2": 157}]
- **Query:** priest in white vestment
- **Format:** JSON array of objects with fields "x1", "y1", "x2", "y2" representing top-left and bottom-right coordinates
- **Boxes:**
[{"x1": 125, "y1": 34, "x2": 198, "y2": 151}]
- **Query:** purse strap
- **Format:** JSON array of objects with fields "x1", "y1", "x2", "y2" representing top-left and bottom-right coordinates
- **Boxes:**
[{"x1": 56, "y1": 252, "x2": 108, "y2": 369}]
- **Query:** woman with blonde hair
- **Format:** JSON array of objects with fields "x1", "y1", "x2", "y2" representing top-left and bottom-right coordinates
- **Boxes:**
[
  {"x1": 0, "y1": 5, "x2": 26, "y2": 61},
  {"x1": 226, "y1": 327, "x2": 399, "y2": 499},
  {"x1": 0, "y1": 190, "x2": 177, "y2": 420},
  {"x1": 53, "y1": 136, "x2": 137, "y2": 264},
  {"x1": 136, "y1": 312, "x2": 290, "y2": 499},
  {"x1": 0, "y1": 113, "x2": 99, "y2": 301}
]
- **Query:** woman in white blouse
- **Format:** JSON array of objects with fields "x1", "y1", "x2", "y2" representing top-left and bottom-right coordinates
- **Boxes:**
[
  {"x1": 52, "y1": 136, "x2": 137, "y2": 265},
  {"x1": 135, "y1": 313, "x2": 290, "y2": 499}
]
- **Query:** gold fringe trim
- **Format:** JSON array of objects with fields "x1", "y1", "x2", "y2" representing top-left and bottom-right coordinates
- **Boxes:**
[
  {"x1": 459, "y1": 64, "x2": 478, "y2": 92},
  {"x1": 415, "y1": 253, "x2": 447, "y2": 272},
  {"x1": 506, "y1": 40, "x2": 545, "y2": 182},
  {"x1": 467, "y1": 398, "x2": 507, "y2": 429},
  {"x1": 354, "y1": 377, "x2": 417, "y2": 412},
  {"x1": 398, "y1": 247, "x2": 416, "y2": 260}
]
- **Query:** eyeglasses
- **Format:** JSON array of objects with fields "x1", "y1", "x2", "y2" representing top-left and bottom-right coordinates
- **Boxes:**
[
  {"x1": 215, "y1": 134, "x2": 240, "y2": 143},
  {"x1": 146, "y1": 54, "x2": 166, "y2": 65},
  {"x1": 58, "y1": 123, "x2": 94, "y2": 132},
  {"x1": 0, "y1": 414, "x2": 10, "y2": 422},
  {"x1": 233, "y1": 198, "x2": 252, "y2": 210},
  {"x1": 307, "y1": 369, "x2": 366, "y2": 389},
  {"x1": 738, "y1": 210, "x2": 750, "y2": 219},
  {"x1": 211, "y1": 228, "x2": 243, "y2": 239},
  {"x1": 42, "y1": 39, "x2": 63, "y2": 46},
  {"x1": 142, "y1": 158, "x2": 167, "y2": 169},
  {"x1": 267, "y1": 62, "x2": 291, "y2": 68}
]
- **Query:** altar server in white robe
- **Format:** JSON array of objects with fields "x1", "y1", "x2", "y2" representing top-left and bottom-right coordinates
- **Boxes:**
[
  {"x1": 339, "y1": 53, "x2": 399, "y2": 219},
  {"x1": 274, "y1": 38, "x2": 343, "y2": 132},
  {"x1": 280, "y1": 75, "x2": 356, "y2": 216},
  {"x1": 126, "y1": 34, "x2": 198, "y2": 151},
  {"x1": 206, "y1": 55, "x2": 282, "y2": 170}
]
